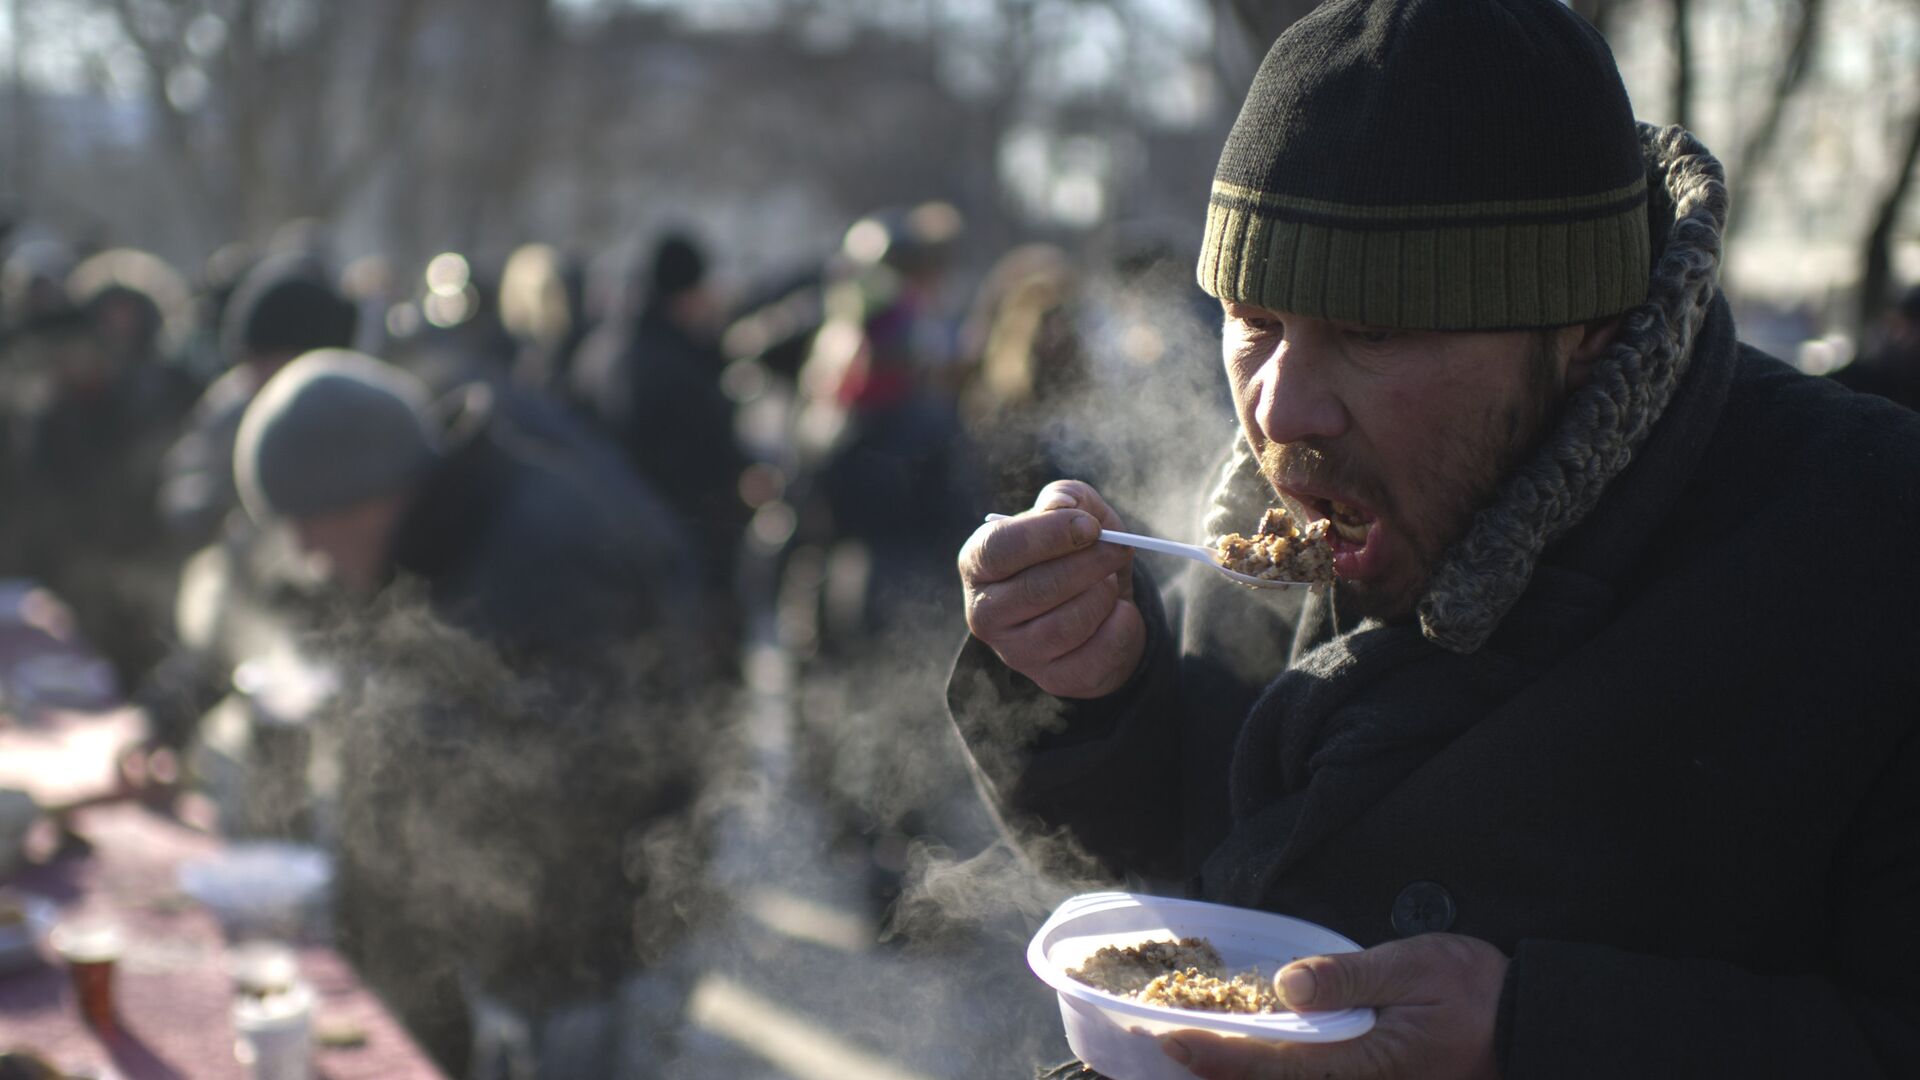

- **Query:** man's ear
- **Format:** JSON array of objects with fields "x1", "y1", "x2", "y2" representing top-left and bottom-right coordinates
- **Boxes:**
[{"x1": 1565, "y1": 315, "x2": 1624, "y2": 390}]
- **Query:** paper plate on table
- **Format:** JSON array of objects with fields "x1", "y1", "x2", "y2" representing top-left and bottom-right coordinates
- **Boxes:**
[
  {"x1": 0, "y1": 890, "x2": 57, "y2": 974},
  {"x1": 178, "y1": 843, "x2": 332, "y2": 939},
  {"x1": 1028, "y1": 892, "x2": 1374, "y2": 1080},
  {"x1": 6, "y1": 653, "x2": 119, "y2": 711}
]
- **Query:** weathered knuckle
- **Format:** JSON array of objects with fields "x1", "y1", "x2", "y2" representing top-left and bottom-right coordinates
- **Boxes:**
[
  {"x1": 1054, "y1": 477, "x2": 1096, "y2": 500},
  {"x1": 1028, "y1": 617, "x2": 1077, "y2": 660},
  {"x1": 1029, "y1": 663, "x2": 1080, "y2": 699},
  {"x1": 1037, "y1": 477, "x2": 1082, "y2": 499},
  {"x1": 975, "y1": 526, "x2": 1022, "y2": 580},
  {"x1": 1108, "y1": 603, "x2": 1143, "y2": 654},
  {"x1": 962, "y1": 584, "x2": 995, "y2": 637},
  {"x1": 1048, "y1": 600, "x2": 1105, "y2": 658},
  {"x1": 957, "y1": 531, "x2": 985, "y2": 578},
  {"x1": 1012, "y1": 561, "x2": 1060, "y2": 609},
  {"x1": 1428, "y1": 932, "x2": 1479, "y2": 971},
  {"x1": 1310, "y1": 957, "x2": 1353, "y2": 1006}
]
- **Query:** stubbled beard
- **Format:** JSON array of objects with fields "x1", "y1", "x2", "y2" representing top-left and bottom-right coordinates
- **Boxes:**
[{"x1": 1254, "y1": 335, "x2": 1565, "y2": 620}]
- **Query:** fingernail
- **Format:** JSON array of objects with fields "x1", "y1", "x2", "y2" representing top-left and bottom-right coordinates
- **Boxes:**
[
  {"x1": 1279, "y1": 963, "x2": 1317, "y2": 1008},
  {"x1": 1040, "y1": 490, "x2": 1079, "y2": 511},
  {"x1": 1159, "y1": 1036, "x2": 1192, "y2": 1065},
  {"x1": 1068, "y1": 513, "x2": 1097, "y2": 546}
]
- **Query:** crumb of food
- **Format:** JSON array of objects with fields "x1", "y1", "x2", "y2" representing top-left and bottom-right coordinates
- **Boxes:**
[
  {"x1": 1213, "y1": 507, "x2": 1335, "y2": 585},
  {"x1": 1140, "y1": 968, "x2": 1282, "y2": 1013},
  {"x1": 1067, "y1": 936, "x2": 1283, "y2": 1014},
  {"x1": 1069, "y1": 937, "x2": 1222, "y2": 992}
]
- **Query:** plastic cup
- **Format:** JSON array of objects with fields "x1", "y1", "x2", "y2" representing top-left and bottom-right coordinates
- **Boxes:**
[
  {"x1": 49, "y1": 920, "x2": 124, "y2": 1039},
  {"x1": 233, "y1": 979, "x2": 314, "y2": 1080},
  {"x1": 228, "y1": 940, "x2": 302, "y2": 997}
]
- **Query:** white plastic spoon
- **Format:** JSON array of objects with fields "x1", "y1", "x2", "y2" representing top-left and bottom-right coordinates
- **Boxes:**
[{"x1": 982, "y1": 513, "x2": 1312, "y2": 589}]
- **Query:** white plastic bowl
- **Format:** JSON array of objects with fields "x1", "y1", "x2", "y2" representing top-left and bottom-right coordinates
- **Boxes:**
[{"x1": 1027, "y1": 892, "x2": 1375, "y2": 1080}]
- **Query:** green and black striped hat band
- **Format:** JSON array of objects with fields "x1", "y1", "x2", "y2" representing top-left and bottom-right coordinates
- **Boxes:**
[{"x1": 1198, "y1": 173, "x2": 1651, "y2": 332}]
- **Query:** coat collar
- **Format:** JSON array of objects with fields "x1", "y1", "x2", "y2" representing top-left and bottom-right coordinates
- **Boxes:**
[{"x1": 1417, "y1": 125, "x2": 1731, "y2": 652}]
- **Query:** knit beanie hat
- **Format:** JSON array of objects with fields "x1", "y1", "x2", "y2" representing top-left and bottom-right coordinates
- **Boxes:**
[
  {"x1": 1198, "y1": 0, "x2": 1648, "y2": 330},
  {"x1": 235, "y1": 349, "x2": 442, "y2": 521},
  {"x1": 221, "y1": 252, "x2": 358, "y2": 364},
  {"x1": 649, "y1": 233, "x2": 707, "y2": 302}
]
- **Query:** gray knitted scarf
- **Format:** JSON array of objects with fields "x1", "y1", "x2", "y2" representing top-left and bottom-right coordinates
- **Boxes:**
[{"x1": 1204, "y1": 124, "x2": 1730, "y2": 654}]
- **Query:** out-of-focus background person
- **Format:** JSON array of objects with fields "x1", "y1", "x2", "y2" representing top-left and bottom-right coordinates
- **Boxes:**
[
  {"x1": 0, "y1": 2, "x2": 1917, "y2": 1079},
  {"x1": 231, "y1": 349, "x2": 704, "y2": 1075},
  {"x1": 1833, "y1": 282, "x2": 1920, "y2": 409}
]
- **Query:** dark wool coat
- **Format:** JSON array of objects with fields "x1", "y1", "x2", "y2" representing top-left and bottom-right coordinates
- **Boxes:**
[
  {"x1": 386, "y1": 396, "x2": 700, "y2": 660},
  {"x1": 951, "y1": 132, "x2": 1920, "y2": 1075},
  {"x1": 951, "y1": 292, "x2": 1920, "y2": 1076},
  {"x1": 953, "y1": 296, "x2": 1920, "y2": 1077},
  {"x1": 567, "y1": 306, "x2": 750, "y2": 597}
]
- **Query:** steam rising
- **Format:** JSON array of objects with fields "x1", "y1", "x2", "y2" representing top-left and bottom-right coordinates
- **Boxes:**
[{"x1": 174, "y1": 250, "x2": 1240, "y2": 1076}]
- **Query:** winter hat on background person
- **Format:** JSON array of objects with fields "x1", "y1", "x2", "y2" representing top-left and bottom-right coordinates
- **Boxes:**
[
  {"x1": 235, "y1": 349, "x2": 443, "y2": 522},
  {"x1": 1197, "y1": 0, "x2": 1649, "y2": 330},
  {"x1": 221, "y1": 251, "x2": 359, "y2": 365},
  {"x1": 648, "y1": 233, "x2": 707, "y2": 303}
]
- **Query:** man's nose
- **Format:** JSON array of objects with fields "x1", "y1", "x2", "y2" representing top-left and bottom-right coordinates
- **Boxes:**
[{"x1": 1256, "y1": 331, "x2": 1348, "y2": 446}]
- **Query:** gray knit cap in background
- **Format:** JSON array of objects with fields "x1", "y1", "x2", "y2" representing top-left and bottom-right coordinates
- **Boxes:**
[{"x1": 235, "y1": 348, "x2": 443, "y2": 521}]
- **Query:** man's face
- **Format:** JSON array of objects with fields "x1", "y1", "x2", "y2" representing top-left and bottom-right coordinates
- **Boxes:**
[
  {"x1": 1221, "y1": 301, "x2": 1571, "y2": 620},
  {"x1": 290, "y1": 494, "x2": 409, "y2": 597}
]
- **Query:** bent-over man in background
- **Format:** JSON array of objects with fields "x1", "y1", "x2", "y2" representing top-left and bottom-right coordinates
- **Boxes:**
[
  {"x1": 234, "y1": 349, "x2": 708, "y2": 1079},
  {"x1": 949, "y1": 1, "x2": 1920, "y2": 1077}
]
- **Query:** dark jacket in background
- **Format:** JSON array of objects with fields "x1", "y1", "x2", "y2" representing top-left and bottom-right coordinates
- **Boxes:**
[
  {"x1": 388, "y1": 390, "x2": 699, "y2": 660},
  {"x1": 331, "y1": 399, "x2": 710, "y2": 1066},
  {"x1": 12, "y1": 335, "x2": 198, "y2": 684},
  {"x1": 1832, "y1": 344, "x2": 1920, "y2": 412},
  {"x1": 570, "y1": 306, "x2": 748, "y2": 598},
  {"x1": 159, "y1": 365, "x2": 262, "y2": 546}
]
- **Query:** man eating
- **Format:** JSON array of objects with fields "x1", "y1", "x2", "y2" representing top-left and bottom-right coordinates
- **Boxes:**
[{"x1": 949, "y1": 1, "x2": 1920, "y2": 1076}]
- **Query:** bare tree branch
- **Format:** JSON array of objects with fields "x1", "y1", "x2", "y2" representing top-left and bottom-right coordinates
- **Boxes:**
[
  {"x1": 1857, "y1": 96, "x2": 1920, "y2": 337},
  {"x1": 98, "y1": 0, "x2": 222, "y2": 231},
  {"x1": 1726, "y1": 0, "x2": 1825, "y2": 238},
  {"x1": 1669, "y1": 0, "x2": 1693, "y2": 131},
  {"x1": 312, "y1": 0, "x2": 435, "y2": 216}
]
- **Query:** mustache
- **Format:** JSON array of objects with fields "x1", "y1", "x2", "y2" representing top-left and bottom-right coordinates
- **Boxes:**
[{"x1": 1256, "y1": 439, "x2": 1387, "y2": 513}]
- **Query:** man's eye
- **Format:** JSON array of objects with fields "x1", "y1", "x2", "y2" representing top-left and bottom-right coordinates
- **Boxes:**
[
  {"x1": 1236, "y1": 314, "x2": 1282, "y2": 335},
  {"x1": 1347, "y1": 328, "x2": 1396, "y2": 345}
]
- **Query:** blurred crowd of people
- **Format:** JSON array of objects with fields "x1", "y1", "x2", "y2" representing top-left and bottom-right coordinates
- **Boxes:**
[
  {"x1": 0, "y1": 204, "x2": 1220, "y2": 1077},
  {"x1": 5, "y1": 186, "x2": 1915, "y2": 1077}
]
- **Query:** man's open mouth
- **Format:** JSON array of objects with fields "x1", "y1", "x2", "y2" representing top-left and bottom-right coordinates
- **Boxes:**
[
  {"x1": 1281, "y1": 489, "x2": 1384, "y2": 578},
  {"x1": 1289, "y1": 493, "x2": 1374, "y2": 547},
  {"x1": 1325, "y1": 499, "x2": 1372, "y2": 547}
]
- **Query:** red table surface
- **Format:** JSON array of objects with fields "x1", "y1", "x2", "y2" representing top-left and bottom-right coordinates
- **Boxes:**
[{"x1": 0, "y1": 802, "x2": 446, "y2": 1080}]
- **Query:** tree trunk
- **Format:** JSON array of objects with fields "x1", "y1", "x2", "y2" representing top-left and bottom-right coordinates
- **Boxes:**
[
  {"x1": 1857, "y1": 99, "x2": 1920, "y2": 339},
  {"x1": 7, "y1": 0, "x2": 35, "y2": 207},
  {"x1": 1569, "y1": 0, "x2": 1622, "y2": 38},
  {"x1": 1725, "y1": 0, "x2": 1825, "y2": 240},
  {"x1": 1669, "y1": 0, "x2": 1693, "y2": 131},
  {"x1": 1210, "y1": 0, "x2": 1321, "y2": 99}
]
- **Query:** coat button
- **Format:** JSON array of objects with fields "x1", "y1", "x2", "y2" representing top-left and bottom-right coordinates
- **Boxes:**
[{"x1": 1391, "y1": 881, "x2": 1456, "y2": 936}]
